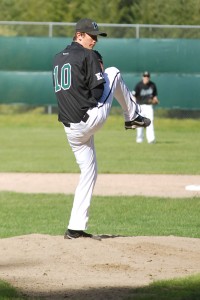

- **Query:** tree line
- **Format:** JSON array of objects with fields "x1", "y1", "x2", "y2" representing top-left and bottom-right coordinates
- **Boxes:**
[{"x1": 0, "y1": 0, "x2": 200, "y2": 38}]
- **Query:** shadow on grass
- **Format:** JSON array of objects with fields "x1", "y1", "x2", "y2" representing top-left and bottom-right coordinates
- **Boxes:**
[
  {"x1": 155, "y1": 141, "x2": 178, "y2": 144},
  {"x1": 0, "y1": 280, "x2": 24, "y2": 299},
  {"x1": 130, "y1": 278, "x2": 200, "y2": 300},
  {"x1": 3, "y1": 275, "x2": 199, "y2": 300}
]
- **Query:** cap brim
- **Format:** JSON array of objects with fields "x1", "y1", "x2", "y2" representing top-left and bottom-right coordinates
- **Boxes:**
[{"x1": 86, "y1": 30, "x2": 107, "y2": 37}]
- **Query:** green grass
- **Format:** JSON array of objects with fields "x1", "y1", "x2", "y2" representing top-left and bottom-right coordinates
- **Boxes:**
[
  {"x1": 0, "y1": 111, "x2": 199, "y2": 299},
  {"x1": 0, "y1": 113, "x2": 199, "y2": 174},
  {"x1": 0, "y1": 192, "x2": 200, "y2": 299},
  {"x1": 127, "y1": 274, "x2": 200, "y2": 300},
  {"x1": 0, "y1": 280, "x2": 25, "y2": 299},
  {"x1": 0, "y1": 192, "x2": 199, "y2": 238}
]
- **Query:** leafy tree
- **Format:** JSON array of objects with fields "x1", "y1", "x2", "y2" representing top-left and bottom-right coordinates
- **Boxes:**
[
  {"x1": 0, "y1": 0, "x2": 200, "y2": 37},
  {"x1": 1, "y1": 0, "x2": 200, "y2": 25},
  {"x1": 131, "y1": 0, "x2": 200, "y2": 25}
]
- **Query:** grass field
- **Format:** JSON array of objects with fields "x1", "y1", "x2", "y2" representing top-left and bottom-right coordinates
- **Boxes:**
[
  {"x1": 0, "y1": 111, "x2": 199, "y2": 299},
  {"x1": 0, "y1": 113, "x2": 199, "y2": 174},
  {"x1": 0, "y1": 192, "x2": 200, "y2": 300},
  {"x1": 0, "y1": 192, "x2": 200, "y2": 238}
]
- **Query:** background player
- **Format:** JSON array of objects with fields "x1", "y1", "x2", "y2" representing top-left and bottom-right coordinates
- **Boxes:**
[
  {"x1": 133, "y1": 71, "x2": 159, "y2": 144},
  {"x1": 53, "y1": 18, "x2": 150, "y2": 240}
]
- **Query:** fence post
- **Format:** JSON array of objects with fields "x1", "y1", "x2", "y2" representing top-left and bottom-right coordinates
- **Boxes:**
[
  {"x1": 49, "y1": 23, "x2": 53, "y2": 37},
  {"x1": 136, "y1": 24, "x2": 140, "y2": 38},
  {"x1": 47, "y1": 105, "x2": 52, "y2": 114}
]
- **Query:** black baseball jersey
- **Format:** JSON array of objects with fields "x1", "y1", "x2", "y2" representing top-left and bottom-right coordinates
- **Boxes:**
[
  {"x1": 134, "y1": 80, "x2": 157, "y2": 105},
  {"x1": 53, "y1": 42, "x2": 105, "y2": 123}
]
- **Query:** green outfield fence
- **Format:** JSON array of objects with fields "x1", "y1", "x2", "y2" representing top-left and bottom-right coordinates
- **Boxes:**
[{"x1": 0, "y1": 36, "x2": 200, "y2": 111}]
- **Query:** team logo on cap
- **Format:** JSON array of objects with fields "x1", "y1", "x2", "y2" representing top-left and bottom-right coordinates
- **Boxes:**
[{"x1": 92, "y1": 22, "x2": 98, "y2": 29}]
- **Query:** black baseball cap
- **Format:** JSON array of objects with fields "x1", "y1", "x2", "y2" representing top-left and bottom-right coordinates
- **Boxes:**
[
  {"x1": 143, "y1": 71, "x2": 150, "y2": 77},
  {"x1": 76, "y1": 18, "x2": 107, "y2": 36}
]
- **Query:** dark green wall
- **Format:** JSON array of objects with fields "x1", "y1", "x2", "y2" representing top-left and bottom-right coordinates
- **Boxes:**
[
  {"x1": 0, "y1": 37, "x2": 199, "y2": 108},
  {"x1": 97, "y1": 38, "x2": 200, "y2": 73}
]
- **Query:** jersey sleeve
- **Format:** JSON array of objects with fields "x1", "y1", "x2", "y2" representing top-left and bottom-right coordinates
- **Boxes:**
[
  {"x1": 152, "y1": 83, "x2": 158, "y2": 96},
  {"x1": 87, "y1": 50, "x2": 105, "y2": 89},
  {"x1": 134, "y1": 82, "x2": 141, "y2": 97}
]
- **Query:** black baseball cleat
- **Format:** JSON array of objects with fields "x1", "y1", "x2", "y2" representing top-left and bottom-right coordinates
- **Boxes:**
[
  {"x1": 64, "y1": 229, "x2": 101, "y2": 240},
  {"x1": 125, "y1": 115, "x2": 151, "y2": 130}
]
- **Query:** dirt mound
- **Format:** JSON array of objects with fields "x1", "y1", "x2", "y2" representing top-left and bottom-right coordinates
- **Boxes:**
[
  {"x1": 0, "y1": 173, "x2": 200, "y2": 299},
  {"x1": 0, "y1": 234, "x2": 200, "y2": 299}
]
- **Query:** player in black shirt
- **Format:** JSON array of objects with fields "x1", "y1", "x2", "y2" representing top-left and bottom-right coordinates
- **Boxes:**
[
  {"x1": 134, "y1": 71, "x2": 159, "y2": 143},
  {"x1": 53, "y1": 19, "x2": 151, "y2": 240},
  {"x1": 53, "y1": 39, "x2": 105, "y2": 123}
]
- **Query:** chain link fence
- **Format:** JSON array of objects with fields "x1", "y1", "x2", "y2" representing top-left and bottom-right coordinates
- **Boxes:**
[{"x1": 1, "y1": 21, "x2": 200, "y2": 38}]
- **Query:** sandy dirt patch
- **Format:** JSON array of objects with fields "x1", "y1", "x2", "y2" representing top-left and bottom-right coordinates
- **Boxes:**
[
  {"x1": 0, "y1": 173, "x2": 200, "y2": 198},
  {"x1": 0, "y1": 173, "x2": 200, "y2": 299},
  {"x1": 0, "y1": 234, "x2": 200, "y2": 299}
]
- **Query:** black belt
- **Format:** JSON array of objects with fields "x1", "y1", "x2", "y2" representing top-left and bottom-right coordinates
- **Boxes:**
[{"x1": 63, "y1": 112, "x2": 89, "y2": 128}]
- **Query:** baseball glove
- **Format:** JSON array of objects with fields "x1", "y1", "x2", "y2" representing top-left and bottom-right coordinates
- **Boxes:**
[{"x1": 148, "y1": 97, "x2": 159, "y2": 105}]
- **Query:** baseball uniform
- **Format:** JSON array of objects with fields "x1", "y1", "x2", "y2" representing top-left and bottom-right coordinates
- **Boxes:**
[
  {"x1": 52, "y1": 19, "x2": 150, "y2": 239},
  {"x1": 134, "y1": 72, "x2": 158, "y2": 143}
]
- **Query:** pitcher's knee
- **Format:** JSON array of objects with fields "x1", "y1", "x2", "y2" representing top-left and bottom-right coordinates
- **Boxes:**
[{"x1": 105, "y1": 66, "x2": 120, "y2": 76}]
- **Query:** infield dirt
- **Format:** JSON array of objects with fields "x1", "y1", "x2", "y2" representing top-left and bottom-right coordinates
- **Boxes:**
[{"x1": 0, "y1": 173, "x2": 200, "y2": 299}]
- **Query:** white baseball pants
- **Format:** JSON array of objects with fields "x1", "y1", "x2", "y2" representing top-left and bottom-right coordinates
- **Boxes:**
[
  {"x1": 64, "y1": 67, "x2": 141, "y2": 230},
  {"x1": 136, "y1": 104, "x2": 155, "y2": 143}
]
